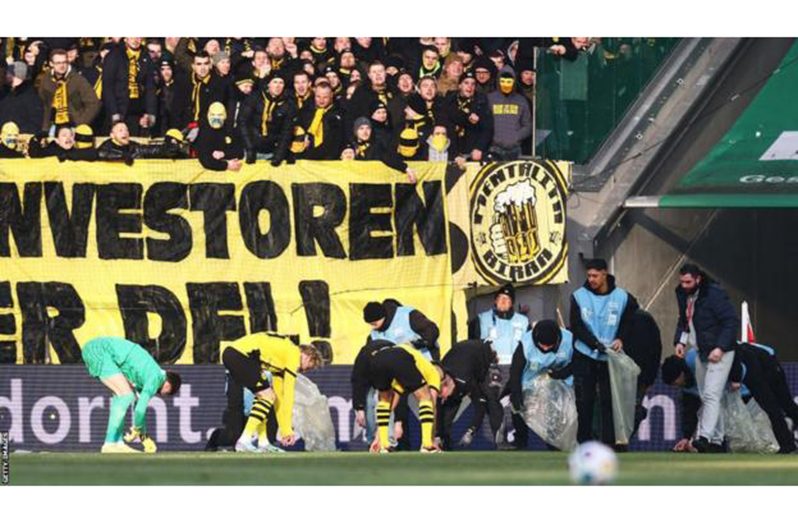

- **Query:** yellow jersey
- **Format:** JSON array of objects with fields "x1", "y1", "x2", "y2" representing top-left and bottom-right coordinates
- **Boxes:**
[{"x1": 227, "y1": 333, "x2": 301, "y2": 437}]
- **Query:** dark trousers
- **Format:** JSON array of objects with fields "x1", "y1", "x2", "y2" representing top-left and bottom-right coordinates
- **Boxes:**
[
  {"x1": 745, "y1": 352, "x2": 797, "y2": 452},
  {"x1": 205, "y1": 371, "x2": 277, "y2": 450},
  {"x1": 573, "y1": 350, "x2": 615, "y2": 445}
]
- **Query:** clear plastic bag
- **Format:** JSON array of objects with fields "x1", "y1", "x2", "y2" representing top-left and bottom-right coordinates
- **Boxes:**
[
  {"x1": 606, "y1": 349, "x2": 641, "y2": 445},
  {"x1": 722, "y1": 391, "x2": 778, "y2": 454},
  {"x1": 521, "y1": 374, "x2": 578, "y2": 451},
  {"x1": 291, "y1": 374, "x2": 337, "y2": 452}
]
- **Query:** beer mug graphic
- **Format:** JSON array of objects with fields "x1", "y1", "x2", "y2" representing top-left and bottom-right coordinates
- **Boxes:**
[{"x1": 489, "y1": 180, "x2": 541, "y2": 263}]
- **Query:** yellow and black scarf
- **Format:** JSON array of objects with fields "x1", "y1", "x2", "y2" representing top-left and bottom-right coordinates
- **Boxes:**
[
  {"x1": 126, "y1": 47, "x2": 141, "y2": 99},
  {"x1": 260, "y1": 94, "x2": 281, "y2": 136},
  {"x1": 270, "y1": 57, "x2": 285, "y2": 71},
  {"x1": 455, "y1": 96, "x2": 472, "y2": 137},
  {"x1": 296, "y1": 91, "x2": 311, "y2": 110},
  {"x1": 191, "y1": 73, "x2": 211, "y2": 121},
  {"x1": 355, "y1": 139, "x2": 370, "y2": 159},
  {"x1": 308, "y1": 106, "x2": 330, "y2": 148},
  {"x1": 374, "y1": 86, "x2": 391, "y2": 106},
  {"x1": 93, "y1": 65, "x2": 103, "y2": 100},
  {"x1": 52, "y1": 77, "x2": 69, "y2": 125}
]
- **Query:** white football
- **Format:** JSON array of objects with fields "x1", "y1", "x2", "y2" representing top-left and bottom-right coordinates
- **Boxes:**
[{"x1": 568, "y1": 441, "x2": 618, "y2": 485}]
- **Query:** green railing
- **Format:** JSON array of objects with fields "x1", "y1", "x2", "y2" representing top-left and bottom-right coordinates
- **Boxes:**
[{"x1": 535, "y1": 38, "x2": 680, "y2": 164}]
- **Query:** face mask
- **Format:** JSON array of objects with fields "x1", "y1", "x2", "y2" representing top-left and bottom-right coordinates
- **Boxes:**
[
  {"x1": 430, "y1": 134, "x2": 447, "y2": 152},
  {"x1": 207, "y1": 102, "x2": 227, "y2": 129},
  {"x1": 1, "y1": 122, "x2": 20, "y2": 150},
  {"x1": 499, "y1": 78, "x2": 515, "y2": 95}
]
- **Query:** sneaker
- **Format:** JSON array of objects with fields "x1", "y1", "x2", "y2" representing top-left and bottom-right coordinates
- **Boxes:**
[
  {"x1": 692, "y1": 437, "x2": 710, "y2": 453},
  {"x1": 257, "y1": 443, "x2": 286, "y2": 453},
  {"x1": 101, "y1": 442, "x2": 141, "y2": 454},
  {"x1": 235, "y1": 438, "x2": 259, "y2": 453},
  {"x1": 420, "y1": 446, "x2": 443, "y2": 453}
]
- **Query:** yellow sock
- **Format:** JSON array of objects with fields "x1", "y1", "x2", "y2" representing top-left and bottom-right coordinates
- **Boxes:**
[
  {"x1": 419, "y1": 400, "x2": 434, "y2": 448},
  {"x1": 376, "y1": 400, "x2": 391, "y2": 448},
  {"x1": 256, "y1": 420, "x2": 269, "y2": 446},
  {"x1": 243, "y1": 397, "x2": 273, "y2": 439}
]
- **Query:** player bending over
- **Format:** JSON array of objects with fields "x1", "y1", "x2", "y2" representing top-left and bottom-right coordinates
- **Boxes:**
[
  {"x1": 82, "y1": 336, "x2": 181, "y2": 453},
  {"x1": 352, "y1": 340, "x2": 454, "y2": 453},
  {"x1": 222, "y1": 332, "x2": 324, "y2": 453}
]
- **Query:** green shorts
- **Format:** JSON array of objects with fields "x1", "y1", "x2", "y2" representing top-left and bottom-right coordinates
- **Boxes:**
[{"x1": 82, "y1": 339, "x2": 123, "y2": 380}]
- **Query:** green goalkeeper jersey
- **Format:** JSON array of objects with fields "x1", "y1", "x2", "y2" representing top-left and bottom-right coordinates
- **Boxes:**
[{"x1": 84, "y1": 337, "x2": 166, "y2": 432}]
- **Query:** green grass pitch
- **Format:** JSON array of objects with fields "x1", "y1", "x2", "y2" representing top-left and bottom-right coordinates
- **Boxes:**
[{"x1": 8, "y1": 452, "x2": 798, "y2": 485}]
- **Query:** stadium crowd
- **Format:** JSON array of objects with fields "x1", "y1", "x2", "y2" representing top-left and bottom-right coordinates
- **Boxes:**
[{"x1": 0, "y1": 37, "x2": 594, "y2": 171}]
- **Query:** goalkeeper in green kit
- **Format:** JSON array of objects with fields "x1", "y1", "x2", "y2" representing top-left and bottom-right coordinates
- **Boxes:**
[{"x1": 82, "y1": 336, "x2": 182, "y2": 453}]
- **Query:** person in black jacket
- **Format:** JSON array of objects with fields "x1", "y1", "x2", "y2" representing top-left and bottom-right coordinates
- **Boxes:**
[
  {"x1": 352, "y1": 116, "x2": 416, "y2": 182},
  {"x1": 194, "y1": 101, "x2": 243, "y2": 172},
  {"x1": 728, "y1": 343, "x2": 798, "y2": 453},
  {"x1": 172, "y1": 51, "x2": 227, "y2": 130},
  {"x1": 570, "y1": 258, "x2": 640, "y2": 446},
  {"x1": 673, "y1": 263, "x2": 738, "y2": 453},
  {"x1": 0, "y1": 62, "x2": 43, "y2": 134},
  {"x1": 97, "y1": 121, "x2": 180, "y2": 164},
  {"x1": 443, "y1": 70, "x2": 493, "y2": 161},
  {"x1": 295, "y1": 82, "x2": 343, "y2": 160},
  {"x1": 239, "y1": 72, "x2": 296, "y2": 166},
  {"x1": 101, "y1": 38, "x2": 158, "y2": 136},
  {"x1": 345, "y1": 61, "x2": 394, "y2": 135},
  {"x1": 624, "y1": 309, "x2": 663, "y2": 437},
  {"x1": 436, "y1": 339, "x2": 498, "y2": 450}
]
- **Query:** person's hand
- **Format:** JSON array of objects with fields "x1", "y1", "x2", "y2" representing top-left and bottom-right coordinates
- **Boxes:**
[
  {"x1": 470, "y1": 149, "x2": 483, "y2": 161},
  {"x1": 468, "y1": 112, "x2": 480, "y2": 125},
  {"x1": 404, "y1": 106, "x2": 420, "y2": 120},
  {"x1": 708, "y1": 347, "x2": 724, "y2": 363},
  {"x1": 730, "y1": 382, "x2": 741, "y2": 392},
  {"x1": 241, "y1": 49, "x2": 254, "y2": 59},
  {"x1": 257, "y1": 62, "x2": 271, "y2": 77},
  {"x1": 139, "y1": 115, "x2": 149, "y2": 128},
  {"x1": 672, "y1": 438, "x2": 690, "y2": 452},
  {"x1": 280, "y1": 434, "x2": 296, "y2": 447},
  {"x1": 610, "y1": 339, "x2": 623, "y2": 352},
  {"x1": 111, "y1": 113, "x2": 122, "y2": 123},
  {"x1": 454, "y1": 156, "x2": 467, "y2": 170},
  {"x1": 393, "y1": 421, "x2": 404, "y2": 442},
  {"x1": 549, "y1": 44, "x2": 566, "y2": 56},
  {"x1": 674, "y1": 343, "x2": 686, "y2": 358},
  {"x1": 369, "y1": 437, "x2": 382, "y2": 454},
  {"x1": 227, "y1": 159, "x2": 242, "y2": 172},
  {"x1": 355, "y1": 409, "x2": 366, "y2": 428},
  {"x1": 212, "y1": 150, "x2": 225, "y2": 160},
  {"x1": 405, "y1": 168, "x2": 416, "y2": 184}
]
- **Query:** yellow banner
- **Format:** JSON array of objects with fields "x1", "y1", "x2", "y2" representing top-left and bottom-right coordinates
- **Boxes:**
[
  {"x1": 0, "y1": 158, "x2": 570, "y2": 365},
  {"x1": 0, "y1": 159, "x2": 453, "y2": 364}
]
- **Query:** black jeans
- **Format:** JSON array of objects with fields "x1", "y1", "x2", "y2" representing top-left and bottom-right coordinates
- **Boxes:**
[{"x1": 572, "y1": 350, "x2": 615, "y2": 445}]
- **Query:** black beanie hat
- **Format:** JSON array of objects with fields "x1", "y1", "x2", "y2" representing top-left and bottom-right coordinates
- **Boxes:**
[
  {"x1": 661, "y1": 356, "x2": 688, "y2": 385},
  {"x1": 533, "y1": 320, "x2": 560, "y2": 347},
  {"x1": 494, "y1": 283, "x2": 515, "y2": 303},
  {"x1": 363, "y1": 301, "x2": 386, "y2": 323}
]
